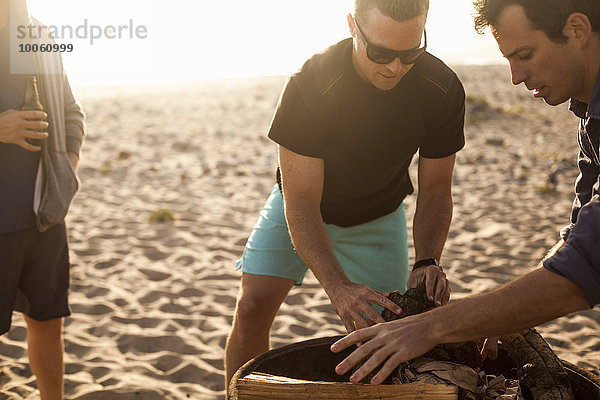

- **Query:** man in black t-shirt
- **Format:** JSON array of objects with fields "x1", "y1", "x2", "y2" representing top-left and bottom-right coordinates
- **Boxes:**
[{"x1": 225, "y1": 0, "x2": 466, "y2": 387}]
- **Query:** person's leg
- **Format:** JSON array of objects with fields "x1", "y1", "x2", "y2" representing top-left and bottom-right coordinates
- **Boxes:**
[
  {"x1": 224, "y1": 273, "x2": 295, "y2": 388},
  {"x1": 15, "y1": 224, "x2": 70, "y2": 400},
  {"x1": 23, "y1": 315, "x2": 64, "y2": 400},
  {"x1": 226, "y1": 186, "x2": 308, "y2": 386},
  {"x1": 0, "y1": 229, "x2": 29, "y2": 335}
]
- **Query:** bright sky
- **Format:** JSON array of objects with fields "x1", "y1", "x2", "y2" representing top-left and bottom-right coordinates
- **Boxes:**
[{"x1": 24, "y1": 0, "x2": 505, "y2": 87}]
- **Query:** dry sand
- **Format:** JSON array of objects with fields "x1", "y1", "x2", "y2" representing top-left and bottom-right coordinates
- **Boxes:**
[{"x1": 0, "y1": 64, "x2": 598, "y2": 399}]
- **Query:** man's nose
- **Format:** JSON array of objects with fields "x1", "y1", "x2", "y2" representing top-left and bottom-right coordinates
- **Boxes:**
[
  {"x1": 509, "y1": 62, "x2": 528, "y2": 86},
  {"x1": 386, "y1": 57, "x2": 404, "y2": 74}
]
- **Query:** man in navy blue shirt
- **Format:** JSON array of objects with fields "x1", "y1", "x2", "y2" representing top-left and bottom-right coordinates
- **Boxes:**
[
  {"x1": 0, "y1": 1, "x2": 85, "y2": 398},
  {"x1": 332, "y1": 0, "x2": 599, "y2": 385}
]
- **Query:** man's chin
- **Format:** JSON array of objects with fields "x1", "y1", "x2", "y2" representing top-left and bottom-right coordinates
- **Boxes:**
[
  {"x1": 373, "y1": 77, "x2": 401, "y2": 91},
  {"x1": 542, "y1": 96, "x2": 569, "y2": 107},
  {"x1": 537, "y1": 90, "x2": 570, "y2": 106}
]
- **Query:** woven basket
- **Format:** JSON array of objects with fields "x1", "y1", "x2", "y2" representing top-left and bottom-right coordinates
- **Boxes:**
[{"x1": 228, "y1": 335, "x2": 600, "y2": 400}]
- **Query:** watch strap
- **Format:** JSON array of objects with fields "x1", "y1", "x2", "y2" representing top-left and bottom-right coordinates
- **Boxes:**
[{"x1": 412, "y1": 258, "x2": 442, "y2": 272}]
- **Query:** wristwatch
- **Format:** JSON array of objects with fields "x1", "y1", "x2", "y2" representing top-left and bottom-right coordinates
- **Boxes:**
[{"x1": 412, "y1": 258, "x2": 443, "y2": 272}]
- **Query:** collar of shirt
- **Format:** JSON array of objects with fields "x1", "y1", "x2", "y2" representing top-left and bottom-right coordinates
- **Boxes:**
[{"x1": 569, "y1": 69, "x2": 600, "y2": 119}]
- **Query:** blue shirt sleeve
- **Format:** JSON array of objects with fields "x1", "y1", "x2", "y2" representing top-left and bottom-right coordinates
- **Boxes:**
[
  {"x1": 572, "y1": 149, "x2": 600, "y2": 225},
  {"x1": 559, "y1": 149, "x2": 600, "y2": 240},
  {"x1": 543, "y1": 154, "x2": 600, "y2": 307}
]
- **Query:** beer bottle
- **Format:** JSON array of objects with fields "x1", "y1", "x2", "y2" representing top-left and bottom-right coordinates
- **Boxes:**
[{"x1": 20, "y1": 75, "x2": 45, "y2": 146}]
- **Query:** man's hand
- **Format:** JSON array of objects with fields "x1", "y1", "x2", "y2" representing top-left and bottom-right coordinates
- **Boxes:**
[
  {"x1": 0, "y1": 109, "x2": 48, "y2": 151},
  {"x1": 331, "y1": 267, "x2": 591, "y2": 386},
  {"x1": 331, "y1": 313, "x2": 438, "y2": 385},
  {"x1": 407, "y1": 265, "x2": 450, "y2": 306},
  {"x1": 478, "y1": 337, "x2": 499, "y2": 361},
  {"x1": 327, "y1": 282, "x2": 403, "y2": 333}
]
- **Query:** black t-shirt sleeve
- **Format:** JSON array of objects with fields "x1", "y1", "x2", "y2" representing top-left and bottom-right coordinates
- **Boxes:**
[
  {"x1": 267, "y1": 76, "x2": 326, "y2": 158},
  {"x1": 419, "y1": 76, "x2": 466, "y2": 158}
]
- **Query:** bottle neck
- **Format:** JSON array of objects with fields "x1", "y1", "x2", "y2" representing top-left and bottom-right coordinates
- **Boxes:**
[{"x1": 22, "y1": 76, "x2": 44, "y2": 111}]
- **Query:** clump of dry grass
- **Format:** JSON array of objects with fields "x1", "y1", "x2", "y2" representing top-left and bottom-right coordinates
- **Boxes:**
[
  {"x1": 99, "y1": 161, "x2": 111, "y2": 175},
  {"x1": 535, "y1": 181, "x2": 557, "y2": 195},
  {"x1": 149, "y1": 208, "x2": 176, "y2": 223}
]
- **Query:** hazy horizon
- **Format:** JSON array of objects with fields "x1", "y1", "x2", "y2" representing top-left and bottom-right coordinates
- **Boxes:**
[{"x1": 23, "y1": 0, "x2": 506, "y2": 88}]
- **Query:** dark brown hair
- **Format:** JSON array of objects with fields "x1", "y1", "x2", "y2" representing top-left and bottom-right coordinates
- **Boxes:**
[{"x1": 473, "y1": 0, "x2": 600, "y2": 42}]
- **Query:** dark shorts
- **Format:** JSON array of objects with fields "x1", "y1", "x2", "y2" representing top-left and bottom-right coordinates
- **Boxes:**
[{"x1": 0, "y1": 223, "x2": 71, "y2": 335}]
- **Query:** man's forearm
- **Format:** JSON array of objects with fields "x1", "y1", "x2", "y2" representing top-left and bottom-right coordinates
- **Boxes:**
[
  {"x1": 413, "y1": 190, "x2": 452, "y2": 261},
  {"x1": 285, "y1": 202, "x2": 350, "y2": 291},
  {"x1": 330, "y1": 267, "x2": 589, "y2": 385},
  {"x1": 429, "y1": 267, "x2": 590, "y2": 344}
]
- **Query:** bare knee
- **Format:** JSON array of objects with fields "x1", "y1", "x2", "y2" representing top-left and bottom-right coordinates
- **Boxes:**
[
  {"x1": 24, "y1": 316, "x2": 63, "y2": 342},
  {"x1": 234, "y1": 291, "x2": 277, "y2": 336},
  {"x1": 233, "y1": 274, "x2": 294, "y2": 336}
]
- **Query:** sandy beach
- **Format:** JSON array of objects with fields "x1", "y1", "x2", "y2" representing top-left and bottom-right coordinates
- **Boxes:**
[{"x1": 0, "y1": 64, "x2": 598, "y2": 399}]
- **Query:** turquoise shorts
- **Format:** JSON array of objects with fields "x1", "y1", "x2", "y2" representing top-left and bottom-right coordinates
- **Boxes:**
[{"x1": 236, "y1": 185, "x2": 409, "y2": 294}]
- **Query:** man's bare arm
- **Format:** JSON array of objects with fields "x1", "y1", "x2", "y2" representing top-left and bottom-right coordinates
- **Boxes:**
[
  {"x1": 332, "y1": 267, "x2": 590, "y2": 385},
  {"x1": 279, "y1": 146, "x2": 402, "y2": 332},
  {"x1": 408, "y1": 154, "x2": 455, "y2": 305}
]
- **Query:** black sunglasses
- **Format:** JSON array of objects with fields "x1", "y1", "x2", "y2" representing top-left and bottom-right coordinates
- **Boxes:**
[{"x1": 353, "y1": 17, "x2": 427, "y2": 65}]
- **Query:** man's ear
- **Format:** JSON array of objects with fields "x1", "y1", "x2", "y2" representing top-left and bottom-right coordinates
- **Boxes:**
[
  {"x1": 563, "y1": 12, "x2": 593, "y2": 46},
  {"x1": 347, "y1": 13, "x2": 356, "y2": 36}
]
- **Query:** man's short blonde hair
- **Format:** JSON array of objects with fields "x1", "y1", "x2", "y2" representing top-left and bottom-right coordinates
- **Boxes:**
[{"x1": 355, "y1": 0, "x2": 429, "y2": 22}]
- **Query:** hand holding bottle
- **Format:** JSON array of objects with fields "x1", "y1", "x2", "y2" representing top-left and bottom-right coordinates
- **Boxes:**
[
  {"x1": 20, "y1": 75, "x2": 48, "y2": 147},
  {"x1": 0, "y1": 109, "x2": 49, "y2": 151}
]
